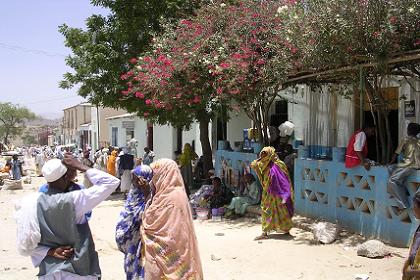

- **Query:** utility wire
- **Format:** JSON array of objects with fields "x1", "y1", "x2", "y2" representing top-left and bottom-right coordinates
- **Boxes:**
[{"x1": 0, "y1": 42, "x2": 67, "y2": 58}]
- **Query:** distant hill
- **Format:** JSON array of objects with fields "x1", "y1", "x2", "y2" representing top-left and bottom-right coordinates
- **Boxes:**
[{"x1": 26, "y1": 117, "x2": 60, "y2": 127}]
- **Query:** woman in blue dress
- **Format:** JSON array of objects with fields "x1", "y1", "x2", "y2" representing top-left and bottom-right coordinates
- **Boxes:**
[{"x1": 115, "y1": 165, "x2": 153, "y2": 280}]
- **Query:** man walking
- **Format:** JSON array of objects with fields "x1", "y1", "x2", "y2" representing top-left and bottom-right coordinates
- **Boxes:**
[{"x1": 15, "y1": 154, "x2": 120, "y2": 279}]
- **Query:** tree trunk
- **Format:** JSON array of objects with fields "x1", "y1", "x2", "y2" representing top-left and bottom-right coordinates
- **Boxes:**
[
  {"x1": 3, "y1": 127, "x2": 9, "y2": 145},
  {"x1": 199, "y1": 117, "x2": 213, "y2": 176}
]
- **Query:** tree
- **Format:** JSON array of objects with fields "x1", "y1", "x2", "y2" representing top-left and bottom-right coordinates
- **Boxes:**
[
  {"x1": 283, "y1": 0, "x2": 420, "y2": 163},
  {"x1": 122, "y1": 0, "x2": 298, "y2": 166},
  {"x1": 59, "y1": 0, "x2": 203, "y2": 108},
  {"x1": 0, "y1": 103, "x2": 36, "y2": 145},
  {"x1": 202, "y1": 0, "x2": 298, "y2": 145}
]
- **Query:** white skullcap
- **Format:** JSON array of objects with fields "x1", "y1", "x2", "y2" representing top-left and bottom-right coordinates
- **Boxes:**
[{"x1": 42, "y1": 159, "x2": 68, "y2": 183}]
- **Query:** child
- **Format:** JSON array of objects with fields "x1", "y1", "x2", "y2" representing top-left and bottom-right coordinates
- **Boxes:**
[
  {"x1": 388, "y1": 123, "x2": 420, "y2": 209},
  {"x1": 403, "y1": 191, "x2": 420, "y2": 279}
]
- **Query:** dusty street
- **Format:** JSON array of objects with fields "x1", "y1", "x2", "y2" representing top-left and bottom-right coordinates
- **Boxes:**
[{"x1": 0, "y1": 174, "x2": 408, "y2": 280}]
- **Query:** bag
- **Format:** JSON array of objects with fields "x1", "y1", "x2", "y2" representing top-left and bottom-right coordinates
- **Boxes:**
[
  {"x1": 14, "y1": 193, "x2": 41, "y2": 256},
  {"x1": 3, "y1": 179, "x2": 23, "y2": 190}
]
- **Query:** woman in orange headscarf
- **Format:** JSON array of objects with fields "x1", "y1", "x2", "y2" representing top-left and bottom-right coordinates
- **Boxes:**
[
  {"x1": 107, "y1": 150, "x2": 118, "y2": 176},
  {"x1": 142, "y1": 159, "x2": 203, "y2": 280}
]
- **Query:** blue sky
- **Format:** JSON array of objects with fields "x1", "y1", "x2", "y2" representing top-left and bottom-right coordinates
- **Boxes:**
[{"x1": 0, "y1": 1, "x2": 108, "y2": 119}]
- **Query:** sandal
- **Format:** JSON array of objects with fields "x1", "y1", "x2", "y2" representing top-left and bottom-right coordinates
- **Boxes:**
[{"x1": 254, "y1": 234, "x2": 269, "y2": 241}]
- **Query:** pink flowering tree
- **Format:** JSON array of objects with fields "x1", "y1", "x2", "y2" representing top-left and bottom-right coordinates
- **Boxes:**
[
  {"x1": 121, "y1": 0, "x2": 301, "y2": 171},
  {"x1": 120, "y1": 18, "x2": 220, "y2": 172},
  {"x1": 199, "y1": 0, "x2": 299, "y2": 144}
]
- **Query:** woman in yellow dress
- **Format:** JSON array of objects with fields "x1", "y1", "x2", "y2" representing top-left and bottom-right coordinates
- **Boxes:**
[{"x1": 251, "y1": 146, "x2": 294, "y2": 240}]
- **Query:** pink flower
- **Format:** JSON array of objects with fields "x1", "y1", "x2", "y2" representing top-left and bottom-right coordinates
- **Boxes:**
[
  {"x1": 216, "y1": 87, "x2": 223, "y2": 95},
  {"x1": 120, "y1": 73, "x2": 128, "y2": 80},
  {"x1": 180, "y1": 19, "x2": 193, "y2": 26},
  {"x1": 257, "y1": 59, "x2": 265, "y2": 65},
  {"x1": 193, "y1": 96, "x2": 201, "y2": 104},
  {"x1": 145, "y1": 99, "x2": 152, "y2": 105},
  {"x1": 121, "y1": 90, "x2": 129, "y2": 95},
  {"x1": 231, "y1": 53, "x2": 242, "y2": 59},
  {"x1": 220, "y1": 62, "x2": 230, "y2": 69},
  {"x1": 143, "y1": 56, "x2": 152, "y2": 63},
  {"x1": 135, "y1": 92, "x2": 144, "y2": 99},
  {"x1": 373, "y1": 31, "x2": 380, "y2": 38},
  {"x1": 229, "y1": 89, "x2": 240, "y2": 95},
  {"x1": 143, "y1": 112, "x2": 149, "y2": 117},
  {"x1": 291, "y1": 47, "x2": 298, "y2": 54},
  {"x1": 129, "y1": 58, "x2": 138, "y2": 64}
]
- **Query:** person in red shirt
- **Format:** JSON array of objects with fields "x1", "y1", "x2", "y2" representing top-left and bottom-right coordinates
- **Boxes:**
[{"x1": 345, "y1": 122, "x2": 376, "y2": 170}]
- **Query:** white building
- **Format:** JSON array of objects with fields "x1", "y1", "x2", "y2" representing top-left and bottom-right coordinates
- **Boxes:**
[{"x1": 106, "y1": 111, "x2": 251, "y2": 160}]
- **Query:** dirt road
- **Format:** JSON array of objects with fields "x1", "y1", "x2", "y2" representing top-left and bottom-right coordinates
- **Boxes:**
[{"x1": 0, "y1": 175, "x2": 408, "y2": 280}]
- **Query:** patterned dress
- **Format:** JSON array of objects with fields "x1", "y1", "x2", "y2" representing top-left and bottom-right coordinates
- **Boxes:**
[
  {"x1": 116, "y1": 188, "x2": 146, "y2": 280},
  {"x1": 251, "y1": 146, "x2": 294, "y2": 233}
]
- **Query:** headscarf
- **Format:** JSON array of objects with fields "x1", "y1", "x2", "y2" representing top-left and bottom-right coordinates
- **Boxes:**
[
  {"x1": 142, "y1": 159, "x2": 203, "y2": 280},
  {"x1": 132, "y1": 165, "x2": 153, "y2": 182},
  {"x1": 252, "y1": 146, "x2": 290, "y2": 178},
  {"x1": 179, "y1": 144, "x2": 198, "y2": 167}
]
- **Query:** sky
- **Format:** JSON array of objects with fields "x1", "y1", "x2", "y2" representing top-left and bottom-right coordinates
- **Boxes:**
[{"x1": 0, "y1": 1, "x2": 108, "y2": 119}]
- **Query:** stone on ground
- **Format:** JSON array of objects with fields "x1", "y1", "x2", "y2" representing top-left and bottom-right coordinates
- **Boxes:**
[
  {"x1": 357, "y1": 240, "x2": 390, "y2": 258},
  {"x1": 312, "y1": 221, "x2": 338, "y2": 244}
]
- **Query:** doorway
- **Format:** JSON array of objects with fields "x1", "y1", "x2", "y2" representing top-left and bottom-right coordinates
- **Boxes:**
[{"x1": 147, "y1": 123, "x2": 153, "y2": 150}]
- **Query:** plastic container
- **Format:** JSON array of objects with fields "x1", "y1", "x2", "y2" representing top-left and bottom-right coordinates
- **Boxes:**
[{"x1": 196, "y1": 208, "x2": 209, "y2": 220}]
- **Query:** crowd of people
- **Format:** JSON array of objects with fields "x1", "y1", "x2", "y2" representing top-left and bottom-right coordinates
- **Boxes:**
[
  {"x1": 9, "y1": 137, "x2": 295, "y2": 280},
  {"x1": 6, "y1": 120, "x2": 420, "y2": 279}
]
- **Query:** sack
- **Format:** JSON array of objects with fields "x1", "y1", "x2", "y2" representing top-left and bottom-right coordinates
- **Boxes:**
[
  {"x1": 312, "y1": 221, "x2": 338, "y2": 244},
  {"x1": 14, "y1": 193, "x2": 41, "y2": 256},
  {"x1": 3, "y1": 179, "x2": 23, "y2": 190}
]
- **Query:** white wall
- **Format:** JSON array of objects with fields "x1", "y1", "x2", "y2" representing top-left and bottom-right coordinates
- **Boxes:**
[
  {"x1": 227, "y1": 110, "x2": 252, "y2": 146},
  {"x1": 153, "y1": 125, "x2": 176, "y2": 159},
  {"x1": 280, "y1": 85, "x2": 354, "y2": 147},
  {"x1": 107, "y1": 116, "x2": 148, "y2": 152}
]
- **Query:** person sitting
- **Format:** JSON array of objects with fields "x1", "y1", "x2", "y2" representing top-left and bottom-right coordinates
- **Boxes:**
[
  {"x1": 388, "y1": 123, "x2": 420, "y2": 209},
  {"x1": 204, "y1": 176, "x2": 234, "y2": 209},
  {"x1": 0, "y1": 161, "x2": 11, "y2": 173},
  {"x1": 226, "y1": 174, "x2": 261, "y2": 216},
  {"x1": 345, "y1": 122, "x2": 376, "y2": 170}
]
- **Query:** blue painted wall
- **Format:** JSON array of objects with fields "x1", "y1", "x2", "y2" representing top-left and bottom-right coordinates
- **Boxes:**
[
  {"x1": 295, "y1": 148, "x2": 420, "y2": 247},
  {"x1": 216, "y1": 147, "x2": 420, "y2": 247}
]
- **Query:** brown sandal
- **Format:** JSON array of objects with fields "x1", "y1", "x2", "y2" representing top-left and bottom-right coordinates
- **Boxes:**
[{"x1": 254, "y1": 234, "x2": 269, "y2": 241}]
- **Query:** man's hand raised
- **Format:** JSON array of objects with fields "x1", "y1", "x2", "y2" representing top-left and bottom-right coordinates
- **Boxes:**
[{"x1": 62, "y1": 153, "x2": 90, "y2": 173}]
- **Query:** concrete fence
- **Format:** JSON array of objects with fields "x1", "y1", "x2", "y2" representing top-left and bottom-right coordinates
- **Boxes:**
[
  {"x1": 215, "y1": 148, "x2": 420, "y2": 246},
  {"x1": 295, "y1": 147, "x2": 420, "y2": 247}
]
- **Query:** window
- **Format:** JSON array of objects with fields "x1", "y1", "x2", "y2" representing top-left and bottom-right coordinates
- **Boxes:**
[
  {"x1": 112, "y1": 127, "x2": 118, "y2": 147},
  {"x1": 126, "y1": 129, "x2": 134, "y2": 143}
]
